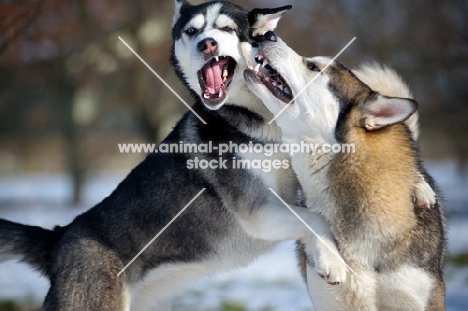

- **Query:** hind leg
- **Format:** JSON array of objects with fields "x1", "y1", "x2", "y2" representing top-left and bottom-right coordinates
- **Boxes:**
[
  {"x1": 306, "y1": 265, "x2": 348, "y2": 311},
  {"x1": 43, "y1": 281, "x2": 129, "y2": 311},
  {"x1": 42, "y1": 238, "x2": 130, "y2": 311},
  {"x1": 379, "y1": 266, "x2": 434, "y2": 310},
  {"x1": 307, "y1": 265, "x2": 379, "y2": 311},
  {"x1": 426, "y1": 279, "x2": 445, "y2": 311}
]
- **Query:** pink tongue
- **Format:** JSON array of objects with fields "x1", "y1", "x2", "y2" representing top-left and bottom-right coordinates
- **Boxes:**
[{"x1": 205, "y1": 59, "x2": 228, "y2": 94}]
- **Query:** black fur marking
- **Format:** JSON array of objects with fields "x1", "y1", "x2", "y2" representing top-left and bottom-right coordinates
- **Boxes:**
[
  {"x1": 247, "y1": 5, "x2": 292, "y2": 40},
  {"x1": 219, "y1": 3, "x2": 250, "y2": 42},
  {"x1": 172, "y1": 1, "x2": 251, "y2": 42}
]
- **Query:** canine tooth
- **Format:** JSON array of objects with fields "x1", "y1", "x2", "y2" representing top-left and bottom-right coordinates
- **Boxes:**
[
  {"x1": 248, "y1": 65, "x2": 253, "y2": 70},
  {"x1": 214, "y1": 56, "x2": 219, "y2": 62},
  {"x1": 254, "y1": 64, "x2": 261, "y2": 71},
  {"x1": 278, "y1": 85, "x2": 284, "y2": 91},
  {"x1": 262, "y1": 60, "x2": 269, "y2": 68},
  {"x1": 204, "y1": 93, "x2": 210, "y2": 99},
  {"x1": 223, "y1": 69, "x2": 228, "y2": 78},
  {"x1": 284, "y1": 88, "x2": 291, "y2": 95}
]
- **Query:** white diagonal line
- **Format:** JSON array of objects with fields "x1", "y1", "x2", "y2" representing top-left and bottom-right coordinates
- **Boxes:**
[
  {"x1": 118, "y1": 36, "x2": 207, "y2": 125},
  {"x1": 117, "y1": 188, "x2": 206, "y2": 277},
  {"x1": 268, "y1": 37, "x2": 356, "y2": 125},
  {"x1": 268, "y1": 188, "x2": 356, "y2": 276}
]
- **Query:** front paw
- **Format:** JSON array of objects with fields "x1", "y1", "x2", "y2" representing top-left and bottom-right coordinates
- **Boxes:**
[
  {"x1": 314, "y1": 245, "x2": 349, "y2": 285},
  {"x1": 414, "y1": 180, "x2": 436, "y2": 209}
]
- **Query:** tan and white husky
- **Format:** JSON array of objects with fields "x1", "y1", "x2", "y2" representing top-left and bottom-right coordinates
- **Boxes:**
[{"x1": 244, "y1": 39, "x2": 446, "y2": 310}]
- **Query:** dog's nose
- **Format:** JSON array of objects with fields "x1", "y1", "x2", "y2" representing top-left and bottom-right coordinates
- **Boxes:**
[
  {"x1": 198, "y1": 38, "x2": 218, "y2": 55},
  {"x1": 264, "y1": 31, "x2": 277, "y2": 42}
]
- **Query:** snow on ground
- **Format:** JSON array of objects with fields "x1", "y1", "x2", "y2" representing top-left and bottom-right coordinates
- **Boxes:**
[{"x1": 0, "y1": 161, "x2": 467, "y2": 310}]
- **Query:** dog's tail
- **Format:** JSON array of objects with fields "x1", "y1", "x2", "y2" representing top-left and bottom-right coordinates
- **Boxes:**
[
  {"x1": 0, "y1": 218, "x2": 64, "y2": 274},
  {"x1": 353, "y1": 62, "x2": 419, "y2": 140}
]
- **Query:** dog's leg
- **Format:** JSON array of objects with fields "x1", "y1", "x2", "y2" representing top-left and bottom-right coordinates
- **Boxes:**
[
  {"x1": 305, "y1": 265, "x2": 348, "y2": 311},
  {"x1": 308, "y1": 265, "x2": 379, "y2": 311},
  {"x1": 236, "y1": 199, "x2": 334, "y2": 241},
  {"x1": 302, "y1": 223, "x2": 348, "y2": 285},
  {"x1": 289, "y1": 137, "x2": 336, "y2": 210},
  {"x1": 288, "y1": 137, "x2": 349, "y2": 283},
  {"x1": 42, "y1": 237, "x2": 130, "y2": 311},
  {"x1": 414, "y1": 171, "x2": 436, "y2": 208},
  {"x1": 379, "y1": 266, "x2": 434, "y2": 311},
  {"x1": 236, "y1": 198, "x2": 349, "y2": 286}
]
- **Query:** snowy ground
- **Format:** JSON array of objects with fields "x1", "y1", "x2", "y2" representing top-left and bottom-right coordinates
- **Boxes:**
[{"x1": 0, "y1": 161, "x2": 467, "y2": 310}]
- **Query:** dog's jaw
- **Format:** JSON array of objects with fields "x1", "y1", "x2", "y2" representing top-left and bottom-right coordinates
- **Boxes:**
[{"x1": 244, "y1": 42, "x2": 340, "y2": 143}]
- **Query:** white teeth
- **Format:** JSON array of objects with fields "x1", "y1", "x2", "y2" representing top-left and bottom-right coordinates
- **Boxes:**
[
  {"x1": 248, "y1": 65, "x2": 253, "y2": 70},
  {"x1": 278, "y1": 85, "x2": 284, "y2": 91},
  {"x1": 219, "y1": 90, "x2": 223, "y2": 97},
  {"x1": 214, "y1": 56, "x2": 219, "y2": 62},
  {"x1": 254, "y1": 64, "x2": 261, "y2": 71},
  {"x1": 204, "y1": 94, "x2": 210, "y2": 99},
  {"x1": 262, "y1": 60, "x2": 269, "y2": 68},
  {"x1": 284, "y1": 88, "x2": 291, "y2": 95},
  {"x1": 222, "y1": 69, "x2": 228, "y2": 78}
]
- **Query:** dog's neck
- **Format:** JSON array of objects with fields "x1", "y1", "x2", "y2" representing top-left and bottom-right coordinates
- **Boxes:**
[{"x1": 223, "y1": 83, "x2": 283, "y2": 142}]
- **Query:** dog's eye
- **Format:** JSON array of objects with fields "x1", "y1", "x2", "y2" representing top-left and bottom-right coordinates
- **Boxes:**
[
  {"x1": 307, "y1": 62, "x2": 320, "y2": 72},
  {"x1": 185, "y1": 27, "x2": 197, "y2": 35},
  {"x1": 221, "y1": 26, "x2": 234, "y2": 32}
]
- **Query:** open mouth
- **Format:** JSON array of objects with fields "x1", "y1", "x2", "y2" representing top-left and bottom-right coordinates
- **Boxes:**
[
  {"x1": 198, "y1": 56, "x2": 237, "y2": 107},
  {"x1": 245, "y1": 51, "x2": 293, "y2": 103}
]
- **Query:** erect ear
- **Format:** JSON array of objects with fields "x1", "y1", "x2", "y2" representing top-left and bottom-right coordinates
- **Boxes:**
[
  {"x1": 362, "y1": 94, "x2": 417, "y2": 131},
  {"x1": 248, "y1": 5, "x2": 292, "y2": 38},
  {"x1": 172, "y1": 0, "x2": 192, "y2": 28}
]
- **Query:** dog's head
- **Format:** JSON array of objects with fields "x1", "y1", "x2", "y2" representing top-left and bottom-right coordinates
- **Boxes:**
[
  {"x1": 171, "y1": 0, "x2": 291, "y2": 110},
  {"x1": 244, "y1": 39, "x2": 417, "y2": 142}
]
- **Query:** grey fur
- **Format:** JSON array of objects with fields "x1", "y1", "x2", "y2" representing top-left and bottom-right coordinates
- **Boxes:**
[{"x1": 0, "y1": 2, "x2": 336, "y2": 310}]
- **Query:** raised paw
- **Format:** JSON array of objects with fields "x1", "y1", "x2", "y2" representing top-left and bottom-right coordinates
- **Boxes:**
[
  {"x1": 314, "y1": 244, "x2": 349, "y2": 285},
  {"x1": 414, "y1": 178, "x2": 436, "y2": 209},
  {"x1": 318, "y1": 272, "x2": 343, "y2": 285}
]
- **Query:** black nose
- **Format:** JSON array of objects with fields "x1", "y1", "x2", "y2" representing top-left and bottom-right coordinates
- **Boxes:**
[
  {"x1": 197, "y1": 38, "x2": 218, "y2": 54},
  {"x1": 264, "y1": 31, "x2": 277, "y2": 42}
]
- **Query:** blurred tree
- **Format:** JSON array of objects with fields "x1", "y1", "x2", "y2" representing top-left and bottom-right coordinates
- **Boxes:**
[
  {"x1": 0, "y1": 0, "x2": 187, "y2": 204},
  {"x1": 0, "y1": 0, "x2": 466, "y2": 207},
  {"x1": 254, "y1": 0, "x2": 468, "y2": 171}
]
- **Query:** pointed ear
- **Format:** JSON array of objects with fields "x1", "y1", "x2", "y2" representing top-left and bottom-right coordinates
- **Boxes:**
[
  {"x1": 362, "y1": 94, "x2": 418, "y2": 131},
  {"x1": 172, "y1": 0, "x2": 192, "y2": 28},
  {"x1": 248, "y1": 5, "x2": 292, "y2": 38}
]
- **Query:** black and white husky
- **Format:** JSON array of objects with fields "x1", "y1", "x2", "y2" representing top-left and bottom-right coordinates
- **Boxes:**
[{"x1": 0, "y1": 1, "x2": 348, "y2": 310}]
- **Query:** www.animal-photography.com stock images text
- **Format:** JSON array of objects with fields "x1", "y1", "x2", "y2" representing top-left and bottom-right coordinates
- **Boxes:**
[{"x1": 0, "y1": 0, "x2": 467, "y2": 310}]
